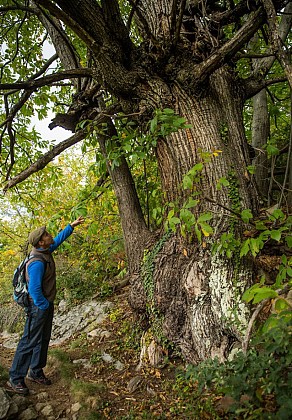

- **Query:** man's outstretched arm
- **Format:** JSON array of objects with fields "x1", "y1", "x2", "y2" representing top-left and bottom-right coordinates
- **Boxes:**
[{"x1": 50, "y1": 216, "x2": 85, "y2": 252}]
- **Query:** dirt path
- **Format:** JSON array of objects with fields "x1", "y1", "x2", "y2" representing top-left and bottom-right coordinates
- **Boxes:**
[{"x1": 0, "y1": 293, "x2": 180, "y2": 419}]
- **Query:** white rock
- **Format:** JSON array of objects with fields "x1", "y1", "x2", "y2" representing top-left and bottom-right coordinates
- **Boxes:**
[
  {"x1": 41, "y1": 405, "x2": 54, "y2": 416},
  {"x1": 101, "y1": 352, "x2": 114, "y2": 363},
  {"x1": 71, "y1": 402, "x2": 82, "y2": 413},
  {"x1": 114, "y1": 360, "x2": 125, "y2": 371}
]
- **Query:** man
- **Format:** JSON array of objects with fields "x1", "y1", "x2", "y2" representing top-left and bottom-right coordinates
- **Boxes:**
[{"x1": 8, "y1": 216, "x2": 84, "y2": 395}]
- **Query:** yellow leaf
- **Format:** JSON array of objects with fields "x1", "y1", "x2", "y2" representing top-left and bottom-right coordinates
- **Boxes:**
[
  {"x1": 183, "y1": 248, "x2": 188, "y2": 256},
  {"x1": 202, "y1": 229, "x2": 210, "y2": 237}
]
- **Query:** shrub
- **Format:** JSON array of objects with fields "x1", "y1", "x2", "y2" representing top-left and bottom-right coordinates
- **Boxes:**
[{"x1": 174, "y1": 314, "x2": 292, "y2": 418}]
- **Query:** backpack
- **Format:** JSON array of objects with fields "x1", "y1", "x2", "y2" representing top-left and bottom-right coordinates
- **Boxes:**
[{"x1": 12, "y1": 254, "x2": 47, "y2": 308}]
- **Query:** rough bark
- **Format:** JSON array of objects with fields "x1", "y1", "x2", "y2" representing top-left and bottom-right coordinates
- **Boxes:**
[
  {"x1": 97, "y1": 119, "x2": 153, "y2": 273},
  {"x1": 129, "y1": 68, "x2": 257, "y2": 362},
  {"x1": 252, "y1": 90, "x2": 270, "y2": 198}
]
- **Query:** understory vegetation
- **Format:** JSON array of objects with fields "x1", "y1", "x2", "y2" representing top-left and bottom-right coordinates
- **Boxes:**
[{"x1": 0, "y1": 107, "x2": 291, "y2": 417}]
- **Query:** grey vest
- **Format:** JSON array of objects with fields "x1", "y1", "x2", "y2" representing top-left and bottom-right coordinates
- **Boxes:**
[{"x1": 26, "y1": 248, "x2": 56, "y2": 302}]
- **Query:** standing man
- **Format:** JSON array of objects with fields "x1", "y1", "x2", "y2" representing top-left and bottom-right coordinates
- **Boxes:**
[{"x1": 8, "y1": 216, "x2": 84, "y2": 395}]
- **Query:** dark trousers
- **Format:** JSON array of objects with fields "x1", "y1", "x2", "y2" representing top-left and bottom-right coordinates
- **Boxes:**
[{"x1": 9, "y1": 302, "x2": 54, "y2": 383}]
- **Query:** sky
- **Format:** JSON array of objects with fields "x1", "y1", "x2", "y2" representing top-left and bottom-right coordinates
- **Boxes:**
[
  {"x1": 30, "y1": 41, "x2": 69, "y2": 143},
  {"x1": 31, "y1": 111, "x2": 69, "y2": 143}
]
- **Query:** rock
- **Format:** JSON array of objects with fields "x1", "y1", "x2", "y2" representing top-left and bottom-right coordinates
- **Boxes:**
[
  {"x1": 58, "y1": 299, "x2": 67, "y2": 312},
  {"x1": 101, "y1": 352, "x2": 114, "y2": 363},
  {"x1": 51, "y1": 301, "x2": 113, "y2": 345},
  {"x1": 73, "y1": 358, "x2": 89, "y2": 364},
  {"x1": 0, "y1": 332, "x2": 19, "y2": 349},
  {"x1": 114, "y1": 360, "x2": 125, "y2": 371},
  {"x1": 0, "y1": 388, "x2": 11, "y2": 419},
  {"x1": 37, "y1": 391, "x2": 49, "y2": 400},
  {"x1": 6, "y1": 400, "x2": 19, "y2": 418},
  {"x1": 147, "y1": 340, "x2": 164, "y2": 367},
  {"x1": 11, "y1": 394, "x2": 28, "y2": 411},
  {"x1": 73, "y1": 358, "x2": 92, "y2": 368},
  {"x1": 18, "y1": 407, "x2": 38, "y2": 420},
  {"x1": 1, "y1": 299, "x2": 113, "y2": 348},
  {"x1": 41, "y1": 405, "x2": 54, "y2": 416},
  {"x1": 127, "y1": 376, "x2": 144, "y2": 393},
  {"x1": 35, "y1": 402, "x2": 46, "y2": 412},
  {"x1": 146, "y1": 385, "x2": 156, "y2": 396},
  {"x1": 71, "y1": 402, "x2": 82, "y2": 413},
  {"x1": 87, "y1": 327, "x2": 102, "y2": 337}
]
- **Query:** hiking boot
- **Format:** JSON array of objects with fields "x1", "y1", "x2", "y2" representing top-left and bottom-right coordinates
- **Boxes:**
[
  {"x1": 27, "y1": 372, "x2": 52, "y2": 385},
  {"x1": 7, "y1": 379, "x2": 29, "y2": 395}
]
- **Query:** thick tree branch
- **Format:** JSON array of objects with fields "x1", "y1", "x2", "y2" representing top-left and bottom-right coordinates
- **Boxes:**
[
  {"x1": 190, "y1": 8, "x2": 265, "y2": 87},
  {"x1": 33, "y1": 0, "x2": 99, "y2": 52},
  {"x1": 174, "y1": 0, "x2": 187, "y2": 49},
  {"x1": 261, "y1": 0, "x2": 292, "y2": 88},
  {"x1": 3, "y1": 125, "x2": 90, "y2": 192},
  {"x1": 169, "y1": 0, "x2": 179, "y2": 40},
  {"x1": 248, "y1": 2, "x2": 292, "y2": 86},
  {"x1": 2, "y1": 108, "x2": 119, "y2": 192},
  {"x1": 31, "y1": 2, "x2": 82, "y2": 90},
  {"x1": 0, "y1": 68, "x2": 93, "y2": 90},
  {"x1": 0, "y1": 6, "x2": 35, "y2": 13},
  {"x1": 127, "y1": 0, "x2": 159, "y2": 47}
]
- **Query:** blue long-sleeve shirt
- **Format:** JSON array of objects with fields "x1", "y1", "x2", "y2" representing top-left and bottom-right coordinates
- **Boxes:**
[{"x1": 27, "y1": 224, "x2": 73, "y2": 310}]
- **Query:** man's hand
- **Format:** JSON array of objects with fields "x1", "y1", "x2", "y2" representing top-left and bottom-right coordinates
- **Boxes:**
[{"x1": 71, "y1": 216, "x2": 85, "y2": 228}]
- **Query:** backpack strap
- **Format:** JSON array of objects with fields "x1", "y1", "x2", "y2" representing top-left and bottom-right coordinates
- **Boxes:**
[
  {"x1": 27, "y1": 253, "x2": 49, "y2": 266},
  {"x1": 25, "y1": 254, "x2": 49, "y2": 278}
]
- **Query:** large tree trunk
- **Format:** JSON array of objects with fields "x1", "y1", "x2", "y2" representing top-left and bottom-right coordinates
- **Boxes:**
[
  {"x1": 129, "y1": 67, "x2": 258, "y2": 363},
  {"x1": 97, "y1": 119, "x2": 153, "y2": 273},
  {"x1": 252, "y1": 90, "x2": 270, "y2": 199}
]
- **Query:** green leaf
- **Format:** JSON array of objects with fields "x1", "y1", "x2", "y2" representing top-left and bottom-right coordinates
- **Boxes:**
[
  {"x1": 262, "y1": 316, "x2": 279, "y2": 333},
  {"x1": 252, "y1": 287, "x2": 278, "y2": 304},
  {"x1": 185, "y1": 198, "x2": 199, "y2": 209},
  {"x1": 168, "y1": 209, "x2": 175, "y2": 219},
  {"x1": 274, "y1": 298, "x2": 291, "y2": 312},
  {"x1": 162, "y1": 108, "x2": 175, "y2": 115},
  {"x1": 216, "y1": 177, "x2": 229, "y2": 190},
  {"x1": 194, "y1": 224, "x2": 202, "y2": 243},
  {"x1": 88, "y1": 222, "x2": 99, "y2": 235},
  {"x1": 169, "y1": 216, "x2": 180, "y2": 225},
  {"x1": 270, "y1": 230, "x2": 281, "y2": 241},
  {"x1": 197, "y1": 213, "x2": 213, "y2": 223},
  {"x1": 183, "y1": 175, "x2": 193, "y2": 190},
  {"x1": 242, "y1": 283, "x2": 259, "y2": 303},
  {"x1": 241, "y1": 209, "x2": 253, "y2": 223},
  {"x1": 271, "y1": 209, "x2": 285, "y2": 220},
  {"x1": 150, "y1": 116, "x2": 158, "y2": 133},
  {"x1": 169, "y1": 216, "x2": 180, "y2": 231},
  {"x1": 266, "y1": 144, "x2": 279, "y2": 156},
  {"x1": 246, "y1": 165, "x2": 256, "y2": 174},
  {"x1": 180, "y1": 208, "x2": 195, "y2": 224},
  {"x1": 189, "y1": 163, "x2": 204, "y2": 175},
  {"x1": 285, "y1": 236, "x2": 292, "y2": 248},
  {"x1": 240, "y1": 239, "x2": 250, "y2": 257}
]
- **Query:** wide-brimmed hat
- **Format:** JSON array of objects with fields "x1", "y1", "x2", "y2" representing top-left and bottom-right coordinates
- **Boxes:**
[{"x1": 28, "y1": 226, "x2": 46, "y2": 247}]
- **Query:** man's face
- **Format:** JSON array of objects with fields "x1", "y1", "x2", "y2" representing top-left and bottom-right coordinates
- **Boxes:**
[{"x1": 38, "y1": 231, "x2": 54, "y2": 248}]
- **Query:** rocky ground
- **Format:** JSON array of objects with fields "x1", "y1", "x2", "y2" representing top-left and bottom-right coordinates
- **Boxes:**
[{"x1": 0, "y1": 288, "x2": 192, "y2": 420}]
